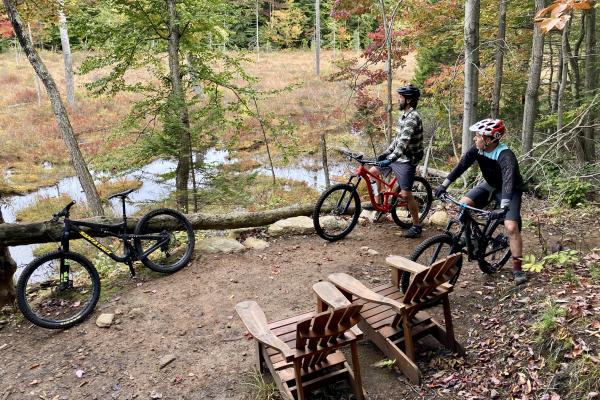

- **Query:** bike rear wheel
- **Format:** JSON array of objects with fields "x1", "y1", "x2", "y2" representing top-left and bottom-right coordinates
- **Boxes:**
[
  {"x1": 134, "y1": 208, "x2": 195, "y2": 273},
  {"x1": 391, "y1": 176, "x2": 433, "y2": 229},
  {"x1": 17, "y1": 251, "x2": 100, "y2": 329},
  {"x1": 403, "y1": 233, "x2": 462, "y2": 293},
  {"x1": 477, "y1": 221, "x2": 511, "y2": 274},
  {"x1": 313, "y1": 183, "x2": 361, "y2": 241}
]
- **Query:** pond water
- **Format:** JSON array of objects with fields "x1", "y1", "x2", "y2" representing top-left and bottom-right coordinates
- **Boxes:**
[{"x1": 1, "y1": 149, "x2": 348, "y2": 267}]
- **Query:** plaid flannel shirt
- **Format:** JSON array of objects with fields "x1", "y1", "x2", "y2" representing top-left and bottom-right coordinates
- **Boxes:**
[{"x1": 382, "y1": 108, "x2": 424, "y2": 164}]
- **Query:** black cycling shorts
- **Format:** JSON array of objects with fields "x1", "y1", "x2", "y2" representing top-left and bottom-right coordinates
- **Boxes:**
[{"x1": 465, "y1": 181, "x2": 522, "y2": 223}]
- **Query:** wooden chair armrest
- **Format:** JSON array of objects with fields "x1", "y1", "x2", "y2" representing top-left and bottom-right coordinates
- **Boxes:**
[
  {"x1": 386, "y1": 255, "x2": 429, "y2": 274},
  {"x1": 313, "y1": 281, "x2": 352, "y2": 308},
  {"x1": 235, "y1": 301, "x2": 295, "y2": 362},
  {"x1": 328, "y1": 273, "x2": 405, "y2": 313}
]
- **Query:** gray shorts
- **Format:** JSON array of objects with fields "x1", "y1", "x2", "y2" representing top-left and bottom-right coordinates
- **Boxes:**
[
  {"x1": 381, "y1": 162, "x2": 417, "y2": 191},
  {"x1": 465, "y1": 182, "x2": 522, "y2": 222}
]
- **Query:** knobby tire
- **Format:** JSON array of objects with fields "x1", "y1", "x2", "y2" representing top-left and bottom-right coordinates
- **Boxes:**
[
  {"x1": 17, "y1": 251, "x2": 101, "y2": 329},
  {"x1": 391, "y1": 176, "x2": 433, "y2": 229},
  {"x1": 403, "y1": 234, "x2": 463, "y2": 293},
  {"x1": 134, "y1": 208, "x2": 195, "y2": 273},
  {"x1": 313, "y1": 183, "x2": 361, "y2": 241}
]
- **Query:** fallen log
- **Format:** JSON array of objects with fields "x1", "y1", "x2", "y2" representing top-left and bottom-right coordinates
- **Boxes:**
[{"x1": 0, "y1": 204, "x2": 316, "y2": 247}]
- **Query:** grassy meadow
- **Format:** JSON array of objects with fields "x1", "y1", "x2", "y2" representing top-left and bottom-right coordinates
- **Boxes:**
[{"x1": 0, "y1": 48, "x2": 417, "y2": 217}]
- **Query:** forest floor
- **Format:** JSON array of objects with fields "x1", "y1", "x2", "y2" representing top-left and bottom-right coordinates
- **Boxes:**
[{"x1": 0, "y1": 198, "x2": 599, "y2": 400}]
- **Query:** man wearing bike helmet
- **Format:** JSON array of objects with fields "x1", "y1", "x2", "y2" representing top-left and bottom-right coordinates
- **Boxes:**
[
  {"x1": 434, "y1": 118, "x2": 528, "y2": 285},
  {"x1": 368, "y1": 83, "x2": 425, "y2": 238}
]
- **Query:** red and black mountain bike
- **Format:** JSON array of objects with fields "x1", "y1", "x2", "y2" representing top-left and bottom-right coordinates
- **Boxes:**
[{"x1": 313, "y1": 149, "x2": 433, "y2": 241}]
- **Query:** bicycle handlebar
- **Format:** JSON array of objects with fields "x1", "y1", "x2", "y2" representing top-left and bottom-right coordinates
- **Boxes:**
[
  {"x1": 337, "y1": 148, "x2": 378, "y2": 166},
  {"x1": 439, "y1": 193, "x2": 492, "y2": 217},
  {"x1": 52, "y1": 200, "x2": 76, "y2": 222}
]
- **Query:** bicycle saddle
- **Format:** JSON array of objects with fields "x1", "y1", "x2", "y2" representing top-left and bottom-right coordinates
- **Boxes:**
[{"x1": 108, "y1": 188, "x2": 135, "y2": 200}]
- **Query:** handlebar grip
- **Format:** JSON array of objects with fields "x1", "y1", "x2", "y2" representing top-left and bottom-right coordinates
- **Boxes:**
[{"x1": 52, "y1": 200, "x2": 77, "y2": 221}]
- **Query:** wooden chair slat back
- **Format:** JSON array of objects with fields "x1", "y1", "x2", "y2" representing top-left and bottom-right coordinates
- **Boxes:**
[
  {"x1": 402, "y1": 268, "x2": 429, "y2": 304},
  {"x1": 403, "y1": 254, "x2": 461, "y2": 304}
]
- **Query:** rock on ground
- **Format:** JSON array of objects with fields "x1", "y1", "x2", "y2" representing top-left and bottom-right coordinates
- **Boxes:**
[
  {"x1": 428, "y1": 209, "x2": 449, "y2": 227},
  {"x1": 96, "y1": 313, "x2": 114, "y2": 328},
  {"x1": 268, "y1": 216, "x2": 314, "y2": 236},
  {"x1": 196, "y1": 237, "x2": 246, "y2": 254},
  {"x1": 243, "y1": 237, "x2": 269, "y2": 250}
]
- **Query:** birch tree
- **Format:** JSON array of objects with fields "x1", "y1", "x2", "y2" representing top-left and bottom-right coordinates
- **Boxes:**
[
  {"x1": 3, "y1": 0, "x2": 104, "y2": 216},
  {"x1": 462, "y1": 0, "x2": 480, "y2": 154},
  {"x1": 58, "y1": 0, "x2": 75, "y2": 108}
]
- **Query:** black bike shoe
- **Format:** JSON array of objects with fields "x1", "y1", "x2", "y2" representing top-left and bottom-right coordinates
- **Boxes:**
[
  {"x1": 513, "y1": 271, "x2": 527, "y2": 286},
  {"x1": 400, "y1": 225, "x2": 422, "y2": 238}
]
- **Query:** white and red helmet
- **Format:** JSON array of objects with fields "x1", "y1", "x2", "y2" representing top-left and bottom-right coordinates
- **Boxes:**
[{"x1": 469, "y1": 118, "x2": 506, "y2": 140}]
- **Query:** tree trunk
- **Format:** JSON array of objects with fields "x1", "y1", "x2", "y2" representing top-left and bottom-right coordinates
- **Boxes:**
[
  {"x1": 58, "y1": 0, "x2": 75, "y2": 108},
  {"x1": 377, "y1": 0, "x2": 401, "y2": 145},
  {"x1": 0, "y1": 204, "x2": 320, "y2": 246},
  {"x1": 167, "y1": 0, "x2": 192, "y2": 212},
  {"x1": 315, "y1": 0, "x2": 320, "y2": 76},
  {"x1": 255, "y1": 0, "x2": 260, "y2": 61},
  {"x1": 4, "y1": 0, "x2": 104, "y2": 217},
  {"x1": 321, "y1": 132, "x2": 330, "y2": 189},
  {"x1": 583, "y1": 5, "x2": 597, "y2": 161},
  {"x1": 557, "y1": 21, "x2": 570, "y2": 133},
  {"x1": 462, "y1": 0, "x2": 480, "y2": 154},
  {"x1": 491, "y1": 0, "x2": 506, "y2": 119},
  {"x1": 27, "y1": 24, "x2": 42, "y2": 105},
  {"x1": 0, "y1": 208, "x2": 17, "y2": 307},
  {"x1": 552, "y1": 33, "x2": 563, "y2": 113},
  {"x1": 521, "y1": 0, "x2": 545, "y2": 157}
]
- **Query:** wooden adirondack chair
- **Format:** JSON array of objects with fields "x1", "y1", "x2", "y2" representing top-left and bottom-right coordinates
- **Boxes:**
[
  {"x1": 326, "y1": 253, "x2": 464, "y2": 384},
  {"x1": 235, "y1": 281, "x2": 366, "y2": 400}
]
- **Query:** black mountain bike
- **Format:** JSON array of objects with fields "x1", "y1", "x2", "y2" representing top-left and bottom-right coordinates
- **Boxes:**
[
  {"x1": 16, "y1": 189, "x2": 195, "y2": 329},
  {"x1": 402, "y1": 192, "x2": 511, "y2": 292}
]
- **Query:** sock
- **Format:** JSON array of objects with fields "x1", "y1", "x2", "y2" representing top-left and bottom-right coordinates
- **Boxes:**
[{"x1": 512, "y1": 256, "x2": 523, "y2": 272}]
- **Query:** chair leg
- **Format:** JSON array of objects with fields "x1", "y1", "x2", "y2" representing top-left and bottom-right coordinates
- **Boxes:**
[
  {"x1": 402, "y1": 316, "x2": 415, "y2": 361},
  {"x1": 255, "y1": 341, "x2": 267, "y2": 372},
  {"x1": 350, "y1": 341, "x2": 365, "y2": 400},
  {"x1": 293, "y1": 359, "x2": 305, "y2": 400},
  {"x1": 442, "y1": 295, "x2": 458, "y2": 353}
]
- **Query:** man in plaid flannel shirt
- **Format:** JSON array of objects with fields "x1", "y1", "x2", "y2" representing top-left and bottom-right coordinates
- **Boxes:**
[{"x1": 368, "y1": 83, "x2": 425, "y2": 238}]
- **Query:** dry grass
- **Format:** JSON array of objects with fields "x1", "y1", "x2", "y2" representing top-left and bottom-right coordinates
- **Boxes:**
[{"x1": 0, "y1": 49, "x2": 416, "y2": 192}]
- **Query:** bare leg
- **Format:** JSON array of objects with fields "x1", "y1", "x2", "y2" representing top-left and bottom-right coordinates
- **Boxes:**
[
  {"x1": 402, "y1": 190, "x2": 420, "y2": 226},
  {"x1": 504, "y1": 220, "x2": 522, "y2": 271},
  {"x1": 368, "y1": 166, "x2": 383, "y2": 202}
]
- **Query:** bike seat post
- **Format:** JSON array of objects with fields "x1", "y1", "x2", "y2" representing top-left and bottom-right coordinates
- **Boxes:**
[{"x1": 121, "y1": 196, "x2": 127, "y2": 224}]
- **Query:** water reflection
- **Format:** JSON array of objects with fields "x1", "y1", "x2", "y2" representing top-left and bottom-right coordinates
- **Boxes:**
[{"x1": 2, "y1": 148, "x2": 346, "y2": 267}]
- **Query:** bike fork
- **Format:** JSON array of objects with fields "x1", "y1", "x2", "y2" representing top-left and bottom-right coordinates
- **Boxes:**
[{"x1": 125, "y1": 242, "x2": 136, "y2": 278}]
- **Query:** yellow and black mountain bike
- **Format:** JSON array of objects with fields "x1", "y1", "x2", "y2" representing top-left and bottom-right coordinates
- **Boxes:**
[{"x1": 16, "y1": 188, "x2": 195, "y2": 329}]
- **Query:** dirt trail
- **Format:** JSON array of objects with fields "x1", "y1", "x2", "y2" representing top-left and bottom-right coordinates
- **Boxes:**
[{"x1": 1, "y1": 205, "x2": 599, "y2": 399}]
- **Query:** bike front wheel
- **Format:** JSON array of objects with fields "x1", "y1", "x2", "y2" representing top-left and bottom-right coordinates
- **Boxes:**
[
  {"x1": 17, "y1": 251, "x2": 101, "y2": 329},
  {"x1": 403, "y1": 233, "x2": 463, "y2": 293},
  {"x1": 134, "y1": 208, "x2": 196, "y2": 273},
  {"x1": 313, "y1": 183, "x2": 361, "y2": 241},
  {"x1": 478, "y1": 221, "x2": 511, "y2": 274},
  {"x1": 391, "y1": 176, "x2": 433, "y2": 229}
]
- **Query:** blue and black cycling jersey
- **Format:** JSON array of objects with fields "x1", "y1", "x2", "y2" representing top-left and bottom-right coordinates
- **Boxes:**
[{"x1": 446, "y1": 144, "x2": 526, "y2": 201}]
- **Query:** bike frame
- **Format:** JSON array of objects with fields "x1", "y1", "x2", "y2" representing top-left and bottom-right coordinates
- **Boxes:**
[
  {"x1": 58, "y1": 217, "x2": 169, "y2": 277},
  {"x1": 347, "y1": 164, "x2": 405, "y2": 213},
  {"x1": 442, "y1": 206, "x2": 502, "y2": 260}
]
